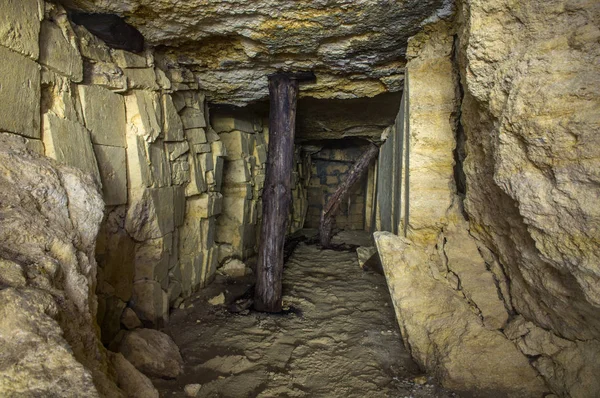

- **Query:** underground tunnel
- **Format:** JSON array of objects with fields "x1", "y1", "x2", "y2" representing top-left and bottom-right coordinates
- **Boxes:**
[{"x1": 0, "y1": 0, "x2": 599, "y2": 397}]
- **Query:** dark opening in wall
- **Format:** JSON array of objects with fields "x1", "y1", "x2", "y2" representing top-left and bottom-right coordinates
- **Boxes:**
[
  {"x1": 453, "y1": 122, "x2": 467, "y2": 197},
  {"x1": 452, "y1": 34, "x2": 467, "y2": 199}
]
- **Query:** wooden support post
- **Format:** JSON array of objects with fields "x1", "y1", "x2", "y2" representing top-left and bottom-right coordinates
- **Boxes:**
[
  {"x1": 254, "y1": 74, "x2": 300, "y2": 313},
  {"x1": 319, "y1": 142, "x2": 379, "y2": 248}
]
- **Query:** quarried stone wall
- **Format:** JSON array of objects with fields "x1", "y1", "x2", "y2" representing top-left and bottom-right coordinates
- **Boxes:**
[
  {"x1": 0, "y1": 1, "x2": 158, "y2": 395},
  {"x1": 0, "y1": 2, "x2": 265, "y2": 394},
  {"x1": 34, "y1": 6, "x2": 228, "y2": 341},
  {"x1": 375, "y1": 21, "x2": 550, "y2": 397},
  {"x1": 2, "y1": 0, "x2": 311, "y2": 361},
  {"x1": 211, "y1": 110, "x2": 310, "y2": 261},
  {"x1": 376, "y1": 5, "x2": 600, "y2": 396}
]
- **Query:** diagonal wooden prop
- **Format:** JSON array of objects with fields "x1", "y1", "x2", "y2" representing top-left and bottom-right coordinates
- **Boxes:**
[{"x1": 319, "y1": 142, "x2": 379, "y2": 248}]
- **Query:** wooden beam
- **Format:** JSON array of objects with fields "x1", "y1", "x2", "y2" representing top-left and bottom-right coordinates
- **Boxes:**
[
  {"x1": 319, "y1": 142, "x2": 379, "y2": 247},
  {"x1": 254, "y1": 74, "x2": 300, "y2": 313}
]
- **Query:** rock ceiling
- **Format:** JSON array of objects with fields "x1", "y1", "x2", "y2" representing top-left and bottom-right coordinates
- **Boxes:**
[{"x1": 62, "y1": 0, "x2": 452, "y2": 105}]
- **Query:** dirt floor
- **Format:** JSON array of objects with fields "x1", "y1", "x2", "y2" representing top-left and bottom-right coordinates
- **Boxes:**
[{"x1": 154, "y1": 231, "x2": 456, "y2": 398}]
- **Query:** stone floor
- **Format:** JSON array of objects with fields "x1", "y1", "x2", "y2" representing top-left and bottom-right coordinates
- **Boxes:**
[{"x1": 154, "y1": 233, "x2": 456, "y2": 397}]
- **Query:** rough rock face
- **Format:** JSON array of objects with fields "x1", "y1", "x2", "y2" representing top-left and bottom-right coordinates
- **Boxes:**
[
  {"x1": 0, "y1": 133, "x2": 126, "y2": 396},
  {"x1": 456, "y1": 0, "x2": 600, "y2": 394},
  {"x1": 374, "y1": 232, "x2": 548, "y2": 397},
  {"x1": 61, "y1": 0, "x2": 453, "y2": 104},
  {"x1": 294, "y1": 92, "x2": 402, "y2": 141},
  {"x1": 372, "y1": 9, "x2": 600, "y2": 396},
  {"x1": 458, "y1": 0, "x2": 600, "y2": 341}
]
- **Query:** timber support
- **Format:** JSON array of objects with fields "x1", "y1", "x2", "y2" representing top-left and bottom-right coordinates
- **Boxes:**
[{"x1": 254, "y1": 72, "x2": 314, "y2": 312}]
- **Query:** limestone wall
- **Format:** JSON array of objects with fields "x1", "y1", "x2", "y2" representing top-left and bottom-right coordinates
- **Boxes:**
[
  {"x1": 212, "y1": 111, "x2": 263, "y2": 260},
  {"x1": 33, "y1": 6, "x2": 228, "y2": 342},
  {"x1": 0, "y1": 2, "x2": 252, "y2": 393},
  {"x1": 211, "y1": 110, "x2": 309, "y2": 261},
  {"x1": 374, "y1": 105, "x2": 405, "y2": 235},
  {"x1": 289, "y1": 148, "x2": 312, "y2": 234},
  {"x1": 456, "y1": 0, "x2": 600, "y2": 395},
  {"x1": 376, "y1": 5, "x2": 600, "y2": 397},
  {"x1": 1, "y1": 0, "x2": 311, "y2": 353},
  {"x1": 376, "y1": 21, "x2": 549, "y2": 396},
  {"x1": 0, "y1": 1, "x2": 158, "y2": 395}
]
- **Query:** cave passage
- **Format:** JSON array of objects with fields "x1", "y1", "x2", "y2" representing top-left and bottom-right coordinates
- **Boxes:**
[
  {"x1": 153, "y1": 232, "x2": 454, "y2": 397},
  {"x1": 1, "y1": 1, "x2": 596, "y2": 396}
]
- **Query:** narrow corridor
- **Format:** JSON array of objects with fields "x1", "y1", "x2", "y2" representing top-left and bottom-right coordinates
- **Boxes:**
[{"x1": 154, "y1": 236, "x2": 455, "y2": 397}]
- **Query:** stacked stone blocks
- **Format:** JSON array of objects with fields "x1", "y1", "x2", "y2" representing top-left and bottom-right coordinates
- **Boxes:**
[
  {"x1": 213, "y1": 114, "x2": 310, "y2": 261},
  {"x1": 0, "y1": 2, "x2": 227, "y2": 343},
  {"x1": 212, "y1": 112, "x2": 264, "y2": 260}
]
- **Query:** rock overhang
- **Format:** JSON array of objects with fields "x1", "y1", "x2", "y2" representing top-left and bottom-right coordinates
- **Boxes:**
[{"x1": 60, "y1": 0, "x2": 453, "y2": 105}]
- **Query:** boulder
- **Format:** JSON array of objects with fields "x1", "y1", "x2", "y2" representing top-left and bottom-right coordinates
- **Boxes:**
[
  {"x1": 121, "y1": 307, "x2": 143, "y2": 330},
  {"x1": 208, "y1": 293, "x2": 225, "y2": 306},
  {"x1": 117, "y1": 329, "x2": 184, "y2": 379},
  {"x1": 220, "y1": 258, "x2": 247, "y2": 278},
  {"x1": 184, "y1": 384, "x2": 202, "y2": 397},
  {"x1": 109, "y1": 352, "x2": 159, "y2": 398},
  {"x1": 355, "y1": 246, "x2": 382, "y2": 274}
]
